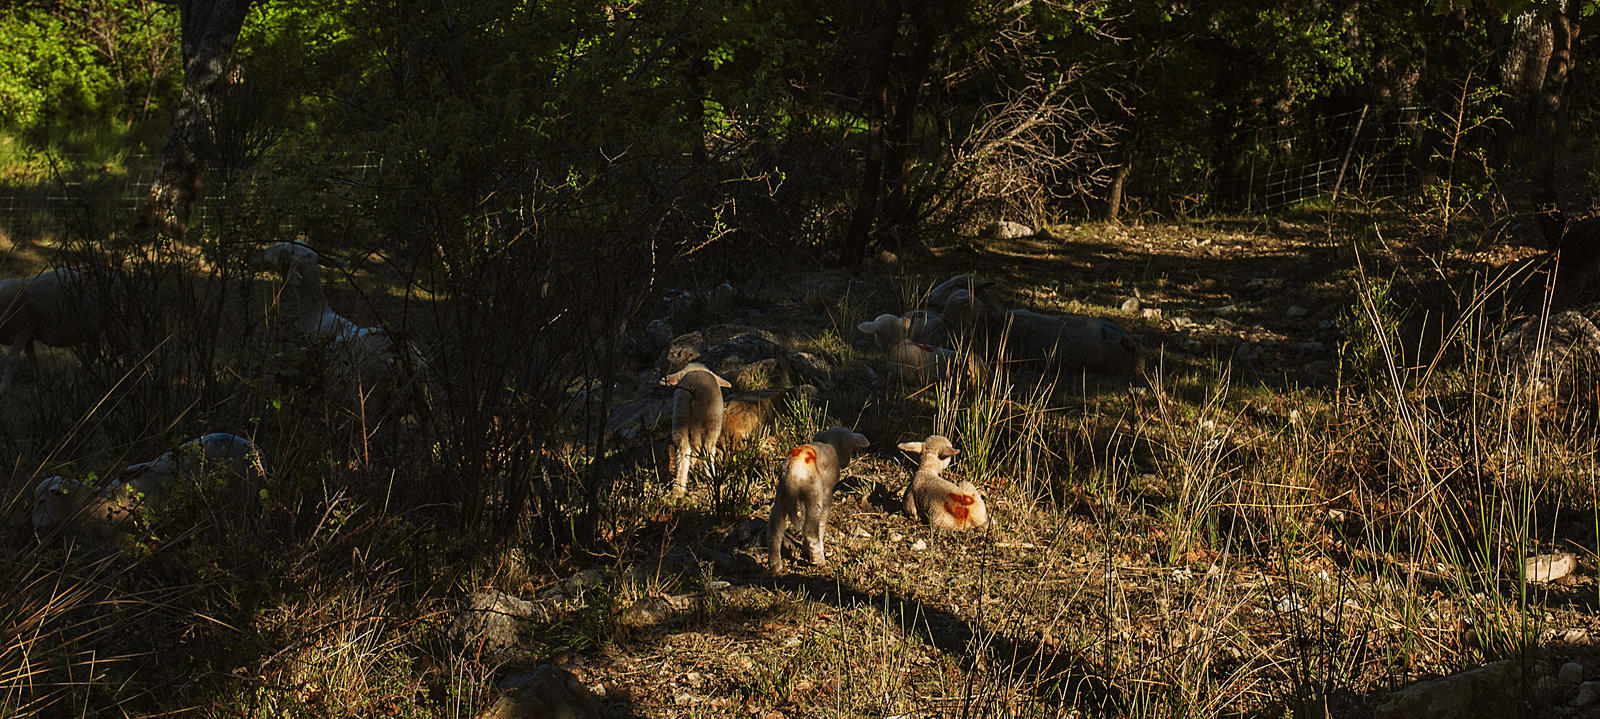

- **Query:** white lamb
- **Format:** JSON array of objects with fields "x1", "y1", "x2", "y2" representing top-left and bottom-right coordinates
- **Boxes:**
[
  {"x1": 857, "y1": 313, "x2": 981, "y2": 387},
  {"x1": 33, "y1": 433, "x2": 262, "y2": 545},
  {"x1": 0, "y1": 266, "x2": 118, "y2": 396},
  {"x1": 255, "y1": 242, "x2": 428, "y2": 422}
]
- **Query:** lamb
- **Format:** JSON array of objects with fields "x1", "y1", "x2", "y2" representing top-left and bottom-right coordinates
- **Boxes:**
[
  {"x1": 857, "y1": 313, "x2": 982, "y2": 387},
  {"x1": 924, "y1": 274, "x2": 993, "y2": 311},
  {"x1": 768, "y1": 426, "x2": 871, "y2": 572},
  {"x1": 899, "y1": 434, "x2": 988, "y2": 531},
  {"x1": 33, "y1": 433, "x2": 262, "y2": 545},
  {"x1": 906, "y1": 308, "x2": 948, "y2": 346},
  {"x1": 663, "y1": 362, "x2": 733, "y2": 497},
  {"x1": 720, "y1": 385, "x2": 812, "y2": 450},
  {"x1": 0, "y1": 266, "x2": 117, "y2": 396},
  {"x1": 255, "y1": 242, "x2": 429, "y2": 423}
]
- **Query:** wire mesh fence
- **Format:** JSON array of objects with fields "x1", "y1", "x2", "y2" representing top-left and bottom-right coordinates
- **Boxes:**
[{"x1": 1123, "y1": 105, "x2": 1425, "y2": 216}]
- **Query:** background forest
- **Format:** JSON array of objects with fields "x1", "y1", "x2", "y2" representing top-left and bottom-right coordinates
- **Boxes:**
[{"x1": 4, "y1": 0, "x2": 1600, "y2": 717}]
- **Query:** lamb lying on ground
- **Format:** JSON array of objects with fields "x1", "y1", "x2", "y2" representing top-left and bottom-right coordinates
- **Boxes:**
[
  {"x1": 0, "y1": 266, "x2": 120, "y2": 396},
  {"x1": 663, "y1": 362, "x2": 733, "y2": 497},
  {"x1": 33, "y1": 433, "x2": 262, "y2": 546},
  {"x1": 942, "y1": 289, "x2": 1143, "y2": 376},
  {"x1": 857, "y1": 313, "x2": 982, "y2": 387},
  {"x1": 255, "y1": 242, "x2": 429, "y2": 424},
  {"x1": 768, "y1": 426, "x2": 871, "y2": 572},
  {"x1": 899, "y1": 434, "x2": 988, "y2": 531},
  {"x1": 924, "y1": 274, "x2": 993, "y2": 311}
]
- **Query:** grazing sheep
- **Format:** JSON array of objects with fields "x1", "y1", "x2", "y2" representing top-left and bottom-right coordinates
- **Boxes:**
[
  {"x1": 33, "y1": 433, "x2": 262, "y2": 545},
  {"x1": 857, "y1": 313, "x2": 982, "y2": 386},
  {"x1": 255, "y1": 242, "x2": 429, "y2": 424},
  {"x1": 0, "y1": 267, "x2": 118, "y2": 396},
  {"x1": 768, "y1": 426, "x2": 871, "y2": 572},
  {"x1": 899, "y1": 435, "x2": 988, "y2": 531},
  {"x1": 663, "y1": 362, "x2": 733, "y2": 497}
]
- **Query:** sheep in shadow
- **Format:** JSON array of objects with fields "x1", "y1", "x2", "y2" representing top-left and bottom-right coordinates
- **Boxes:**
[
  {"x1": 942, "y1": 288, "x2": 1143, "y2": 377},
  {"x1": 0, "y1": 266, "x2": 123, "y2": 396},
  {"x1": 662, "y1": 362, "x2": 733, "y2": 497},
  {"x1": 254, "y1": 242, "x2": 430, "y2": 431},
  {"x1": 857, "y1": 313, "x2": 983, "y2": 388},
  {"x1": 33, "y1": 432, "x2": 262, "y2": 546}
]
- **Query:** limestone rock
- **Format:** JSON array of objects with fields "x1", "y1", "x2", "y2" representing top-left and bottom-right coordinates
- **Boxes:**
[
  {"x1": 661, "y1": 324, "x2": 788, "y2": 386},
  {"x1": 1524, "y1": 553, "x2": 1577, "y2": 584},
  {"x1": 450, "y1": 591, "x2": 540, "y2": 666},
  {"x1": 982, "y1": 220, "x2": 1035, "y2": 240},
  {"x1": 478, "y1": 665, "x2": 600, "y2": 719},
  {"x1": 1374, "y1": 660, "x2": 1523, "y2": 719}
]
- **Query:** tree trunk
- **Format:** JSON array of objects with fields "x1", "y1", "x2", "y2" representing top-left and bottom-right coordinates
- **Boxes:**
[{"x1": 139, "y1": 0, "x2": 255, "y2": 239}]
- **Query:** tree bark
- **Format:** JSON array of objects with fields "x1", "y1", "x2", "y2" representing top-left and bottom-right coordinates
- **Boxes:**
[{"x1": 139, "y1": 0, "x2": 255, "y2": 239}]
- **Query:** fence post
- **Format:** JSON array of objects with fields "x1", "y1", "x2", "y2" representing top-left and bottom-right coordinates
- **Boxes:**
[{"x1": 1330, "y1": 104, "x2": 1369, "y2": 208}]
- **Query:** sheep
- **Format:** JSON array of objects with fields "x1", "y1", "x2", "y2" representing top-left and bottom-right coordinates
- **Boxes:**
[
  {"x1": 924, "y1": 274, "x2": 993, "y2": 311},
  {"x1": 856, "y1": 313, "x2": 982, "y2": 387},
  {"x1": 899, "y1": 434, "x2": 988, "y2": 531},
  {"x1": 33, "y1": 433, "x2": 262, "y2": 546},
  {"x1": 0, "y1": 267, "x2": 118, "y2": 396},
  {"x1": 662, "y1": 362, "x2": 733, "y2": 497},
  {"x1": 768, "y1": 426, "x2": 870, "y2": 572},
  {"x1": 942, "y1": 289, "x2": 1143, "y2": 376},
  {"x1": 720, "y1": 385, "x2": 812, "y2": 450},
  {"x1": 906, "y1": 308, "x2": 949, "y2": 346},
  {"x1": 254, "y1": 242, "x2": 429, "y2": 425}
]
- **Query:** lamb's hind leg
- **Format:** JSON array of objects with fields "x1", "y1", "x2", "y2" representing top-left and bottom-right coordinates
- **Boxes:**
[
  {"x1": 803, "y1": 495, "x2": 830, "y2": 566},
  {"x1": 671, "y1": 437, "x2": 693, "y2": 497},
  {"x1": 768, "y1": 489, "x2": 793, "y2": 572}
]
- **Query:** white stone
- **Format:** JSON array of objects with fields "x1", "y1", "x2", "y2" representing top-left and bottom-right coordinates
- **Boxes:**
[{"x1": 1524, "y1": 553, "x2": 1577, "y2": 583}]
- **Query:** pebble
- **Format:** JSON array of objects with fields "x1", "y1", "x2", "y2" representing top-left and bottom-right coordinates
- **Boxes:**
[
  {"x1": 911, "y1": 539, "x2": 927, "y2": 551},
  {"x1": 1121, "y1": 297, "x2": 1142, "y2": 313},
  {"x1": 1561, "y1": 661, "x2": 1584, "y2": 686},
  {"x1": 852, "y1": 527, "x2": 872, "y2": 539},
  {"x1": 1141, "y1": 307, "x2": 1163, "y2": 320},
  {"x1": 1234, "y1": 343, "x2": 1260, "y2": 361},
  {"x1": 1287, "y1": 305, "x2": 1310, "y2": 318},
  {"x1": 889, "y1": 532, "x2": 904, "y2": 543},
  {"x1": 1299, "y1": 341, "x2": 1326, "y2": 351},
  {"x1": 1572, "y1": 681, "x2": 1597, "y2": 708}
]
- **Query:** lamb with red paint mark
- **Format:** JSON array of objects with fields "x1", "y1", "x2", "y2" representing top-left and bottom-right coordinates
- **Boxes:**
[
  {"x1": 899, "y1": 434, "x2": 989, "y2": 531},
  {"x1": 768, "y1": 426, "x2": 870, "y2": 573}
]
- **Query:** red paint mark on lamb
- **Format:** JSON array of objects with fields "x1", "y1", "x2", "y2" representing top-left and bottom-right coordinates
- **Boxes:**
[{"x1": 789, "y1": 446, "x2": 817, "y2": 464}]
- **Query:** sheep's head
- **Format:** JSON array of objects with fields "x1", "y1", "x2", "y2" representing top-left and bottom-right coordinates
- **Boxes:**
[
  {"x1": 898, "y1": 434, "x2": 960, "y2": 471},
  {"x1": 662, "y1": 362, "x2": 733, "y2": 388},
  {"x1": 32, "y1": 476, "x2": 73, "y2": 533},
  {"x1": 856, "y1": 314, "x2": 910, "y2": 352}
]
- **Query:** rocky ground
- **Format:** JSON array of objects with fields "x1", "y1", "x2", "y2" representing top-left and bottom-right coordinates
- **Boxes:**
[{"x1": 450, "y1": 213, "x2": 1600, "y2": 718}]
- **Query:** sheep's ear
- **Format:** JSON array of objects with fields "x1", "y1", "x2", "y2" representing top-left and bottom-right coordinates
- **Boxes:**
[
  {"x1": 856, "y1": 320, "x2": 878, "y2": 334},
  {"x1": 849, "y1": 434, "x2": 870, "y2": 448},
  {"x1": 713, "y1": 373, "x2": 732, "y2": 388},
  {"x1": 662, "y1": 369, "x2": 686, "y2": 385},
  {"x1": 939, "y1": 446, "x2": 961, "y2": 459},
  {"x1": 897, "y1": 441, "x2": 923, "y2": 454}
]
